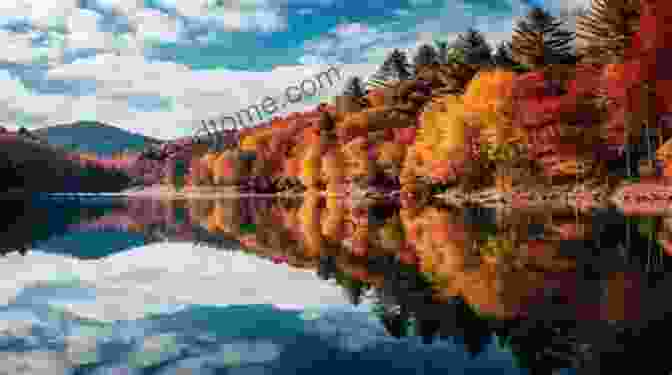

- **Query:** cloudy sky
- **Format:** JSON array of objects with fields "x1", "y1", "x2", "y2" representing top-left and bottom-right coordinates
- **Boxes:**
[
  {"x1": 0, "y1": 0, "x2": 588, "y2": 140},
  {"x1": 0, "y1": 244, "x2": 524, "y2": 373}
]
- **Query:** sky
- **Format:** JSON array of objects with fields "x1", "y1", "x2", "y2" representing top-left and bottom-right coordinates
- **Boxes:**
[
  {"x1": 0, "y1": 0, "x2": 589, "y2": 140},
  {"x1": 0, "y1": 243, "x2": 524, "y2": 373}
]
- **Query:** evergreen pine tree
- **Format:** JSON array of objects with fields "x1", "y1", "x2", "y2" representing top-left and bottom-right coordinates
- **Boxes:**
[
  {"x1": 454, "y1": 27, "x2": 493, "y2": 67},
  {"x1": 492, "y1": 41, "x2": 520, "y2": 68},
  {"x1": 344, "y1": 281, "x2": 363, "y2": 305},
  {"x1": 317, "y1": 255, "x2": 336, "y2": 280},
  {"x1": 389, "y1": 49, "x2": 413, "y2": 80},
  {"x1": 576, "y1": 0, "x2": 640, "y2": 63},
  {"x1": 434, "y1": 40, "x2": 449, "y2": 64},
  {"x1": 380, "y1": 312, "x2": 407, "y2": 338},
  {"x1": 318, "y1": 110, "x2": 336, "y2": 132},
  {"x1": 511, "y1": 7, "x2": 576, "y2": 69},
  {"x1": 369, "y1": 49, "x2": 413, "y2": 87},
  {"x1": 343, "y1": 76, "x2": 367, "y2": 97},
  {"x1": 413, "y1": 44, "x2": 439, "y2": 69},
  {"x1": 416, "y1": 317, "x2": 441, "y2": 345}
]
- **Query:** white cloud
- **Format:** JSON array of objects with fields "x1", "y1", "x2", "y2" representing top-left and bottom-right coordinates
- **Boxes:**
[
  {"x1": 153, "y1": 0, "x2": 286, "y2": 32},
  {"x1": 0, "y1": 351, "x2": 70, "y2": 375},
  {"x1": 94, "y1": 0, "x2": 144, "y2": 17},
  {"x1": 0, "y1": 243, "x2": 352, "y2": 322},
  {"x1": 158, "y1": 0, "x2": 208, "y2": 18},
  {"x1": 40, "y1": 55, "x2": 378, "y2": 139},
  {"x1": 0, "y1": 0, "x2": 31, "y2": 20},
  {"x1": 63, "y1": 9, "x2": 118, "y2": 51},
  {"x1": 332, "y1": 22, "x2": 373, "y2": 36},
  {"x1": 0, "y1": 71, "x2": 61, "y2": 116},
  {"x1": 202, "y1": 8, "x2": 287, "y2": 32},
  {"x1": 131, "y1": 8, "x2": 181, "y2": 43},
  {"x1": 0, "y1": 0, "x2": 78, "y2": 31},
  {"x1": 0, "y1": 30, "x2": 45, "y2": 65},
  {"x1": 66, "y1": 8, "x2": 101, "y2": 33}
]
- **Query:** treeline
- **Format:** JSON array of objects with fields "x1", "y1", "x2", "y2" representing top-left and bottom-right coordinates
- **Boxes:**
[
  {"x1": 0, "y1": 135, "x2": 132, "y2": 193},
  {"x1": 209, "y1": 1, "x2": 667, "y2": 198}
]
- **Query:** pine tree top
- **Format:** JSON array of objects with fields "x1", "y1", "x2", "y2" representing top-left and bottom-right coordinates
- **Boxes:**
[
  {"x1": 453, "y1": 28, "x2": 493, "y2": 66},
  {"x1": 512, "y1": 7, "x2": 576, "y2": 67},
  {"x1": 434, "y1": 40, "x2": 450, "y2": 63},
  {"x1": 493, "y1": 41, "x2": 519, "y2": 67},
  {"x1": 372, "y1": 49, "x2": 412, "y2": 83},
  {"x1": 389, "y1": 49, "x2": 413, "y2": 80},
  {"x1": 414, "y1": 44, "x2": 440, "y2": 67},
  {"x1": 457, "y1": 27, "x2": 489, "y2": 48},
  {"x1": 343, "y1": 76, "x2": 367, "y2": 97}
]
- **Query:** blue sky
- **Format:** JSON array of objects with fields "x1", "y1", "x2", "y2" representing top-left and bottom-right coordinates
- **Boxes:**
[{"x1": 0, "y1": 0, "x2": 587, "y2": 140}]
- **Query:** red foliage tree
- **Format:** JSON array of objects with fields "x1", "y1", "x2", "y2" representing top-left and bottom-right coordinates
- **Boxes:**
[
  {"x1": 393, "y1": 126, "x2": 416, "y2": 145},
  {"x1": 511, "y1": 66, "x2": 604, "y2": 177}
]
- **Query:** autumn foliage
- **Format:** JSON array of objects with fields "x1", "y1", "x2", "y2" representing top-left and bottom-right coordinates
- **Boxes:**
[{"x1": 174, "y1": 0, "x2": 672, "y2": 194}]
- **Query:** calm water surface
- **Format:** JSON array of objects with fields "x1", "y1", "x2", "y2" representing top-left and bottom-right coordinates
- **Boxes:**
[{"x1": 0, "y1": 194, "x2": 671, "y2": 374}]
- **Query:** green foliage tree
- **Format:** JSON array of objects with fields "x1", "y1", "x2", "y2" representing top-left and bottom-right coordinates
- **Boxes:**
[{"x1": 511, "y1": 7, "x2": 576, "y2": 69}]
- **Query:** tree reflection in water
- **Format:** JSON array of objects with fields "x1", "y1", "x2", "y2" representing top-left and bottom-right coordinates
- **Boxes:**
[
  {"x1": 182, "y1": 195, "x2": 672, "y2": 373},
  {"x1": 5, "y1": 195, "x2": 672, "y2": 373}
]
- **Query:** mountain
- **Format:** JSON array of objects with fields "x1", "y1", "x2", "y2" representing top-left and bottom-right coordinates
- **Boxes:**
[{"x1": 32, "y1": 121, "x2": 163, "y2": 156}]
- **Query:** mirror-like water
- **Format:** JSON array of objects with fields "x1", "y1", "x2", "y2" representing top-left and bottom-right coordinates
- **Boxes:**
[{"x1": 0, "y1": 195, "x2": 670, "y2": 374}]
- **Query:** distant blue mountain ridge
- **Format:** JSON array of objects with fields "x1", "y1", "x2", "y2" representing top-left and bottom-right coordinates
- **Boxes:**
[{"x1": 32, "y1": 121, "x2": 163, "y2": 156}]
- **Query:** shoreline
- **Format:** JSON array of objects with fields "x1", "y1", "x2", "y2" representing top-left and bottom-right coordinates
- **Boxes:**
[
  {"x1": 111, "y1": 181, "x2": 672, "y2": 213},
  {"x1": 24, "y1": 179, "x2": 672, "y2": 215}
]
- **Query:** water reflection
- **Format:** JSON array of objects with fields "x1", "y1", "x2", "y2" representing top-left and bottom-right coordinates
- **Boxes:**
[{"x1": 0, "y1": 195, "x2": 672, "y2": 373}]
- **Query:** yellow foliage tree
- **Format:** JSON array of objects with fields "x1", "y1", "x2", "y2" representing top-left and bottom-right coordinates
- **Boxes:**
[
  {"x1": 377, "y1": 141, "x2": 406, "y2": 167},
  {"x1": 298, "y1": 189, "x2": 324, "y2": 257},
  {"x1": 416, "y1": 95, "x2": 468, "y2": 162},
  {"x1": 212, "y1": 199, "x2": 230, "y2": 232},
  {"x1": 241, "y1": 130, "x2": 274, "y2": 152},
  {"x1": 322, "y1": 148, "x2": 346, "y2": 185},
  {"x1": 352, "y1": 224, "x2": 369, "y2": 256},
  {"x1": 299, "y1": 143, "x2": 322, "y2": 188},
  {"x1": 463, "y1": 69, "x2": 516, "y2": 114},
  {"x1": 342, "y1": 136, "x2": 368, "y2": 178},
  {"x1": 206, "y1": 209, "x2": 220, "y2": 233},
  {"x1": 201, "y1": 153, "x2": 219, "y2": 174},
  {"x1": 321, "y1": 195, "x2": 346, "y2": 241},
  {"x1": 462, "y1": 69, "x2": 521, "y2": 147},
  {"x1": 400, "y1": 145, "x2": 421, "y2": 187}
]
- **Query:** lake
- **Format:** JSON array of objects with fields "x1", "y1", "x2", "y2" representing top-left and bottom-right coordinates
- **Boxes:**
[{"x1": 0, "y1": 194, "x2": 671, "y2": 374}]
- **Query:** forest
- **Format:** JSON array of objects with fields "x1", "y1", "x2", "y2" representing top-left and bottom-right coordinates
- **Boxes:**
[
  {"x1": 156, "y1": 0, "x2": 672, "y2": 208},
  {"x1": 0, "y1": 131, "x2": 133, "y2": 193},
  {"x1": 2, "y1": 0, "x2": 668, "y2": 204}
]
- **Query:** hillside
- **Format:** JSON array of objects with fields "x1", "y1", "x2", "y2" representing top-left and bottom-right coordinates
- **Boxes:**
[
  {"x1": 0, "y1": 134, "x2": 132, "y2": 193},
  {"x1": 32, "y1": 121, "x2": 162, "y2": 156}
]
